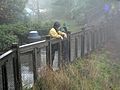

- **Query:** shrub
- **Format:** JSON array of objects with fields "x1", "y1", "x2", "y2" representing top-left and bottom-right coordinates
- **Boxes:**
[
  {"x1": 34, "y1": 51, "x2": 120, "y2": 90},
  {"x1": 0, "y1": 21, "x2": 53, "y2": 51}
]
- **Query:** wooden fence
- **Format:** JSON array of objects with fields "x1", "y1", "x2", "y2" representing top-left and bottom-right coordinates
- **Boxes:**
[{"x1": 0, "y1": 21, "x2": 110, "y2": 90}]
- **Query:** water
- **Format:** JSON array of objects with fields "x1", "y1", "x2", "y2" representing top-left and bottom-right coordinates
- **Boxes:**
[
  {"x1": 21, "y1": 65, "x2": 33, "y2": 88},
  {"x1": 21, "y1": 50, "x2": 59, "y2": 88}
]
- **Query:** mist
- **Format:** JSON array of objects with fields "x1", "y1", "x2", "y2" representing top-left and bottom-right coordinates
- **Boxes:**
[
  {"x1": 25, "y1": 0, "x2": 111, "y2": 25},
  {"x1": 0, "y1": 0, "x2": 120, "y2": 89}
]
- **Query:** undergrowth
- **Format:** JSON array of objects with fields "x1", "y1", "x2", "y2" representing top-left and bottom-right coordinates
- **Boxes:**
[{"x1": 26, "y1": 50, "x2": 120, "y2": 90}]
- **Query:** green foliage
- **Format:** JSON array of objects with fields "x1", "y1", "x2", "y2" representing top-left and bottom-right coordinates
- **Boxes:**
[
  {"x1": 0, "y1": 21, "x2": 53, "y2": 51},
  {"x1": 0, "y1": 32, "x2": 17, "y2": 51},
  {"x1": 0, "y1": 23, "x2": 28, "y2": 51}
]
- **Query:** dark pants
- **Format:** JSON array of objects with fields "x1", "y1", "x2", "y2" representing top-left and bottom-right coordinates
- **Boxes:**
[
  {"x1": 51, "y1": 40, "x2": 69, "y2": 66},
  {"x1": 51, "y1": 43, "x2": 58, "y2": 65}
]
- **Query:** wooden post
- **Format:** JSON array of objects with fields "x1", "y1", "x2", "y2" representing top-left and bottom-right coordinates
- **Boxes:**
[
  {"x1": 46, "y1": 35, "x2": 52, "y2": 68},
  {"x1": 81, "y1": 28, "x2": 85, "y2": 58},
  {"x1": 99, "y1": 27, "x2": 101, "y2": 47},
  {"x1": 58, "y1": 40, "x2": 63, "y2": 68},
  {"x1": 32, "y1": 48, "x2": 38, "y2": 84},
  {"x1": 75, "y1": 37, "x2": 78, "y2": 58},
  {"x1": 100, "y1": 28, "x2": 103, "y2": 47},
  {"x1": 103, "y1": 24, "x2": 106, "y2": 43},
  {"x1": 96, "y1": 30, "x2": 99, "y2": 48},
  {"x1": 67, "y1": 31, "x2": 71, "y2": 62},
  {"x1": 2, "y1": 64, "x2": 8, "y2": 90},
  {"x1": 94, "y1": 30, "x2": 97, "y2": 49},
  {"x1": 12, "y1": 43, "x2": 22, "y2": 90},
  {"x1": 91, "y1": 31, "x2": 95, "y2": 51},
  {"x1": 99, "y1": 24, "x2": 104, "y2": 47},
  {"x1": 97, "y1": 29, "x2": 100, "y2": 47},
  {"x1": 104, "y1": 23, "x2": 107, "y2": 42},
  {"x1": 86, "y1": 32, "x2": 90, "y2": 54},
  {"x1": 105, "y1": 23, "x2": 108, "y2": 42},
  {"x1": 98, "y1": 29, "x2": 101, "y2": 47}
]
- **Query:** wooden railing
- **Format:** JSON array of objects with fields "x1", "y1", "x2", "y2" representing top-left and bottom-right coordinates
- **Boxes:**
[
  {"x1": 0, "y1": 21, "x2": 109, "y2": 90},
  {"x1": 0, "y1": 44, "x2": 22, "y2": 90}
]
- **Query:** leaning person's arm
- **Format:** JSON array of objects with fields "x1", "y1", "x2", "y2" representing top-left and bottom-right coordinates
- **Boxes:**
[
  {"x1": 58, "y1": 31, "x2": 65, "y2": 35},
  {"x1": 58, "y1": 31, "x2": 67, "y2": 38}
]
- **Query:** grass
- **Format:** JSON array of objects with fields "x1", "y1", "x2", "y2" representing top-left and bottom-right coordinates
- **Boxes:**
[{"x1": 26, "y1": 50, "x2": 120, "y2": 90}]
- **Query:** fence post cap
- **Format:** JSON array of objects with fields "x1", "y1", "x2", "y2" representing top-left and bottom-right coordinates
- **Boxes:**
[
  {"x1": 67, "y1": 31, "x2": 71, "y2": 34},
  {"x1": 45, "y1": 35, "x2": 51, "y2": 40},
  {"x1": 81, "y1": 27, "x2": 85, "y2": 31},
  {"x1": 12, "y1": 43, "x2": 18, "y2": 48}
]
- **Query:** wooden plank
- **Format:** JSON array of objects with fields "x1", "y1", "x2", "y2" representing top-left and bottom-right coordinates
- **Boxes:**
[
  {"x1": 70, "y1": 37, "x2": 75, "y2": 61},
  {"x1": 68, "y1": 32, "x2": 71, "y2": 62},
  {"x1": 81, "y1": 32, "x2": 85, "y2": 57},
  {"x1": 13, "y1": 50, "x2": 22, "y2": 90},
  {"x1": 86, "y1": 32, "x2": 90, "y2": 54},
  {"x1": 19, "y1": 40, "x2": 48, "y2": 53},
  {"x1": 2, "y1": 64, "x2": 8, "y2": 90},
  {"x1": 46, "y1": 36, "x2": 52, "y2": 67},
  {"x1": 58, "y1": 41, "x2": 62, "y2": 68},
  {"x1": 0, "y1": 67, "x2": 3, "y2": 90},
  {"x1": 0, "y1": 50, "x2": 15, "y2": 66},
  {"x1": 91, "y1": 30, "x2": 95, "y2": 51},
  {"x1": 50, "y1": 38, "x2": 62, "y2": 45},
  {"x1": 78, "y1": 34, "x2": 82, "y2": 57},
  {"x1": 32, "y1": 48, "x2": 38, "y2": 83},
  {"x1": 75, "y1": 37, "x2": 78, "y2": 58},
  {"x1": 0, "y1": 50, "x2": 14, "y2": 60}
]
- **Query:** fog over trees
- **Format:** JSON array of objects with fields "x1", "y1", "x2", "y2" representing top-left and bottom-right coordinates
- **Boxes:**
[
  {"x1": 0, "y1": 0, "x2": 118, "y2": 25},
  {"x1": 25, "y1": 0, "x2": 117, "y2": 25}
]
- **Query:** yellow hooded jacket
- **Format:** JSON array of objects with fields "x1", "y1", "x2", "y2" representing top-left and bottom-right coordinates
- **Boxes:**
[{"x1": 49, "y1": 28, "x2": 65, "y2": 38}]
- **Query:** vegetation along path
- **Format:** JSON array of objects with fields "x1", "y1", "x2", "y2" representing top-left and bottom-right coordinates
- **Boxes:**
[{"x1": 32, "y1": 14, "x2": 120, "y2": 90}]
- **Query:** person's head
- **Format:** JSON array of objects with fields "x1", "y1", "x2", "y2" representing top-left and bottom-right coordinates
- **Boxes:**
[{"x1": 53, "y1": 21, "x2": 61, "y2": 30}]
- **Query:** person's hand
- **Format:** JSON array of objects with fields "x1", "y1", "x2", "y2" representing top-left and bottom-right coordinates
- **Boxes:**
[
  {"x1": 64, "y1": 33, "x2": 67, "y2": 38},
  {"x1": 58, "y1": 35, "x2": 63, "y2": 40},
  {"x1": 60, "y1": 35, "x2": 63, "y2": 40}
]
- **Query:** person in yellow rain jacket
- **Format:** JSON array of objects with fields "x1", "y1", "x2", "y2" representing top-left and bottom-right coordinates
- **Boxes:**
[
  {"x1": 49, "y1": 22, "x2": 67, "y2": 39},
  {"x1": 49, "y1": 21, "x2": 67, "y2": 66}
]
